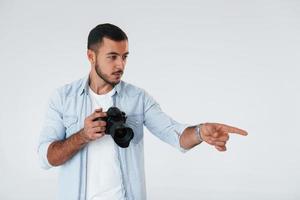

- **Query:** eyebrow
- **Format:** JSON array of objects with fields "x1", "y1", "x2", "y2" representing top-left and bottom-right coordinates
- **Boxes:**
[{"x1": 106, "y1": 52, "x2": 129, "y2": 56}]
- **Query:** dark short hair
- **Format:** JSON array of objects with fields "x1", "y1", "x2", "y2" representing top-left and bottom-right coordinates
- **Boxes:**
[{"x1": 87, "y1": 23, "x2": 128, "y2": 52}]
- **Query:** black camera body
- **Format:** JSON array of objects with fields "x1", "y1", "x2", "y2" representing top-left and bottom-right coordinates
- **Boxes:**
[{"x1": 95, "y1": 107, "x2": 134, "y2": 148}]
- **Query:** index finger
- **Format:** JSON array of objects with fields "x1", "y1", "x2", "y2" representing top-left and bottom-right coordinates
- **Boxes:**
[
  {"x1": 88, "y1": 109, "x2": 107, "y2": 121},
  {"x1": 218, "y1": 123, "x2": 248, "y2": 136}
]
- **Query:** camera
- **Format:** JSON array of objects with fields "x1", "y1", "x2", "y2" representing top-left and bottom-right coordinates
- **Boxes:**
[{"x1": 94, "y1": 107, "x2": 134, "y2": 148}]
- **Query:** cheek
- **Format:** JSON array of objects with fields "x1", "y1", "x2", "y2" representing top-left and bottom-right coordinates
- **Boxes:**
[
  {"x1": 100, "y1": 62, "x2": 116, "y2": 74},
  {"x1": 97, "y1": 58, "x2": 109, "y2": 69}
]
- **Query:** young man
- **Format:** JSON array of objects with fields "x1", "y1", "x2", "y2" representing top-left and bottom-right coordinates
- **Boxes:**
[{"x1": 37, "y1": 23, "x2": 248, "y2": 200}]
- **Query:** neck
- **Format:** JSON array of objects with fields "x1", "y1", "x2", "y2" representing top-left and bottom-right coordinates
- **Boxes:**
[{"x1": 89, "y1": 72, "x2": 114, "y2": 95}]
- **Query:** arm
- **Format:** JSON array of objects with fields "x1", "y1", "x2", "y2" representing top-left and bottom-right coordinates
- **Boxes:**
[
  {"x1": 37, "y1": 88, "x2": 107, "y2": 168},
  {"x1": 47, "y1": 109, "x2": 107, "y2": 166},
  {"x1": 47, "y1": 129, "x2": 87, "y2": 166},
  {"x1": 142, "y1": 90, "x2": 247, "y2": 152},
  {"x1": 143, "y1": 90, "x2": 190, "y2": 152}
]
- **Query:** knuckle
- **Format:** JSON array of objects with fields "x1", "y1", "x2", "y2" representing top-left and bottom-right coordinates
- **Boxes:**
[
  {"x1": 98, "y1": 112, "x2": 105, "y2": 117},
  {"x1": 97, "y1": 121, "x2": 102, "y2": 126},
  {"x1": 212, "y1": 132, "x2": 218, "y2": 137}
]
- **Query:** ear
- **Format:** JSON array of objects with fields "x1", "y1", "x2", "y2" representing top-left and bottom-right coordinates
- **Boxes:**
[{"x1": 87, "y1": 49, "x2": 96, "y2": 65}]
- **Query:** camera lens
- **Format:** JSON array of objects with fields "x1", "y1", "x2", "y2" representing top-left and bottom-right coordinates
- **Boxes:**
[
  {"x1": 115, "y1": 128, "x2": 126, "y2": 138},
  {"x1": 112, "y1": 126, "x2": 134, "y2": 148},
  {"x1": 105, "y1": 107, "x2": 134, "y2": 148}
]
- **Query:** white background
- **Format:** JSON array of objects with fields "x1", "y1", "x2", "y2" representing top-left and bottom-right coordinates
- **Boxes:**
[{"x1": 0, "y1": 0, "x2": 299, "y2": 199}]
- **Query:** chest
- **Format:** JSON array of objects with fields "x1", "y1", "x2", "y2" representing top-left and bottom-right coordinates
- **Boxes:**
[{"x1": 62, "y1": 94, "x2": 145, "y2": 145}]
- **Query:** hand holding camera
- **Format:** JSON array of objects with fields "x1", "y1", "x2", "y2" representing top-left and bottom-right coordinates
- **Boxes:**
[
  {"x1": 81, "y1": 107, "x2": 134, "y2": 148},
  {"x1": 81, "y1": 108, "x2": 108, "y2": 142}
]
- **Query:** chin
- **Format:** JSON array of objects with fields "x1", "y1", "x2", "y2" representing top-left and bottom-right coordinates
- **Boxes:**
[
  {"x1": 112, "y1": 77, "x2": 122, "y2": 83},
  {"x1": 110, "y1": 79, "x2": 121, "y2": 86}
]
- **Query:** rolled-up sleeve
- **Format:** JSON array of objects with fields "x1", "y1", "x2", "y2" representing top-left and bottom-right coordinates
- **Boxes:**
[
  {"x1": 37, "y1": 89, "x2": 66, "y2": 169},
  {"x1": 143, "y1": 90, "x2": 191, "y2": 153}
]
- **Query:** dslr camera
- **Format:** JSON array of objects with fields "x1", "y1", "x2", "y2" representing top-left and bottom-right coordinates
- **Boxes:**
[{"x1": 94, "y1": 107, "x2": 134, "y2": 148}]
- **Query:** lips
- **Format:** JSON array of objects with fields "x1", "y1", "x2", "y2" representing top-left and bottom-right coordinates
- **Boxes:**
[{"x1": 112, "y1": 71, "x2": 123, "y2": 76}]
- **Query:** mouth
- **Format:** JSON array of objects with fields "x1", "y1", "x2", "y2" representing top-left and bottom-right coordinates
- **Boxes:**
[
  {"x1": 112, "y1": 71, "x2": 123, "y2": 76},
  {"x1": 112, "y1": 72, "x2": 123, "y2": 80}
]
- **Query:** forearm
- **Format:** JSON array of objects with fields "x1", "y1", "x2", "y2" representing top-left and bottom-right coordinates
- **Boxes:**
[
  {"x1": 47, "y1": 129, "x2": 88, "y2": 166},
  {"x1": 179, "y1": 126, "x2": 202, "y2": 150}
]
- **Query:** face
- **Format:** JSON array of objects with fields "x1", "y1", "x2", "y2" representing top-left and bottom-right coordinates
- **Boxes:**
[{"x1": 88, "y1": 37, "x2": 129, "y2": 86}]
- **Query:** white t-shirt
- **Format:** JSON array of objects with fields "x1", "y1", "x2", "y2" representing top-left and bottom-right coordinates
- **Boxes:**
[{"x1": 86, "y1": 87, "x2": 125, "y2": 200}]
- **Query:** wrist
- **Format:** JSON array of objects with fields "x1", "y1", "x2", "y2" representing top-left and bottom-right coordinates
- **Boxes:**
[
  {"x1": 195, "y1": 124, "x2": 204, "y2": 143},
  {"x1": 78, "y1": 128, "x2": 90, "y2": 144}
]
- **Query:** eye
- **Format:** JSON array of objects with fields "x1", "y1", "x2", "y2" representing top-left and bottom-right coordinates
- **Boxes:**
[
  {"x1": 108, "y1": 55, "x2": 117, "y2": 60},
  {"x1": 122, "y1": 55, "x2": 128, "y2": 61}
]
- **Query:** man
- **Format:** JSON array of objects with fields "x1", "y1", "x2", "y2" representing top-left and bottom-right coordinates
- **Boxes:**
[{"x1": 37, "y1": 23, "x2": 248, "y2": 200}]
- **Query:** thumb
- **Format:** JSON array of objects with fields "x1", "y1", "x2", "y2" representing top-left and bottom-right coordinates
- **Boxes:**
[{"x1": 95, "y1": 108, "x2": 103, "y2": 112}]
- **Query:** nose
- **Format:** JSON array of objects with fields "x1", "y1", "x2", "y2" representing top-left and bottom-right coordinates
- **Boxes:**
[{"x1": 116, "y1": 57, "x2": 126, "y2": 70}]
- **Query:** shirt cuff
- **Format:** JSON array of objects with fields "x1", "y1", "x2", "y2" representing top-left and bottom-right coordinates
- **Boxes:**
[
  {"x1": 37, "y1": 141, "x2": 54, "y2": 169},
  {"x1": 176, "y1": 123, "x2": 192, "y2": 153}
]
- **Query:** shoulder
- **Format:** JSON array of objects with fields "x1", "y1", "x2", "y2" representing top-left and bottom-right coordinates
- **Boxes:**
[
  {"x1": 49, "y1": 77, "x2": 86, "y2": 105},
  {"x1": 56, "y1": 77, "x2": 86, "y2": 97},
  {"x1": 119, "y1": 81, "x2": 145, "y2": 97},
  {"x1": 119, "y1": 81, "x2": 156, "y2": 104}
]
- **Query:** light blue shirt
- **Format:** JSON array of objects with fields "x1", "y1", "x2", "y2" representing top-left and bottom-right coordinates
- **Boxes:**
[{"x1": 37, "y1": 75, "x2": 189, "y2": 200}]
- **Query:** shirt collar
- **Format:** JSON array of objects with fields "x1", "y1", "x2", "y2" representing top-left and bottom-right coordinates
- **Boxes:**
[{"x1": 79, "y1": 74, "x2": 122, "y2": 96}]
